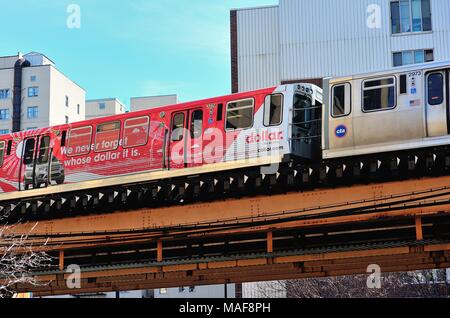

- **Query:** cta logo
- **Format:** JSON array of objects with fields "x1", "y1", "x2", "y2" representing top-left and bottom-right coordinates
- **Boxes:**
[{"x1": 335, "y1": 125, "x2": 348, "y2": 138}]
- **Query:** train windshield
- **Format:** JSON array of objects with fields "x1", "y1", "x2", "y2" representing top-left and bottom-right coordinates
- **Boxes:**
[{"x1": 293, "y1": 94, "x2": 312, "y2": 130}]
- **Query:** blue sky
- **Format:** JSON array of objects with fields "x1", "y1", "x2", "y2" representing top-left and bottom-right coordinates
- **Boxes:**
[{"x1": 0, "y1": 0, "x2": 277, "y2": 110}]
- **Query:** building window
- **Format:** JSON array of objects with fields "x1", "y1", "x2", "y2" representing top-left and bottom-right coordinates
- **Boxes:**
[
  {"x1": 226, "y1": 98, "x2": 254, "y2": 130},
  {"x1": 391, "y1": 0, "x2": 432, "y2": 34},
  {"x1": 264, "y1": 94, "x2": 283, "y2": 126},
  {"x1": 0, "y1": 89, "x2": 10, "y2": 100},
  {"x1": 99, "y1": 102, "x2": 106, "y2": 110},
  {"x1": 77, "y1": 104, "x2": 80, "y2": 115},
  {"x1": 28, "y1": 87, "x2": 39, "y2": 97},
  {"x1": 393, "y1": 49, "x2": 434, "y2": 66},
  {"x1": 27, "y1": 106, "x2": 39, "y2": 119},
  {"x1": 0, "y1": 109, "x2": 9, "y2": 120},
  {"x1": 363, "y1": 77, "x2": 396, "y2": 112},
  {"x1": 30, "y1": 76, "x2": 37, "y2": 82},
  {"x1": 0, "y1": 129, "x2": 9, "y2": 135},
  {"x1": 65, "y1": 116, "x2": 69, "y2": 124},
  {"x1": 65, "y1": 96, "x2": 69, "y2": 107}
]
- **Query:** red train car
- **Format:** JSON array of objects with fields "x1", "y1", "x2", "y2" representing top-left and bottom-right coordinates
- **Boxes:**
[{"x1": 0, "y1": 83, "x2": 322, "y2": 197}]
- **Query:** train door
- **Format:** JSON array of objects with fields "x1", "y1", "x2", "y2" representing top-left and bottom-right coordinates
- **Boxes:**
[
  {"x1": 168, "y1": 111, "x2": 188, "y2": 169},
  {"x1": 291, "y1": 93, "x2": 309, "y2": 155},
  {"x1": 426, "y1": 70, "x2": 448, "y2": 137},
  {"x1": 19, "y1": 135, "x2": 51, "y2": 190},
  {"x1": 291, "y1": 90, "x2": 322, "y2": 160},
  {"x1": 187, "y1": 108, "x2": 204, "y2": 167}
]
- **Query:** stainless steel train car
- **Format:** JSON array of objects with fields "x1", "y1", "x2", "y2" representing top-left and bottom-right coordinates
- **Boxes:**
[{"x1": 322, "y1": 60, "x2": 450, "y2": 160}]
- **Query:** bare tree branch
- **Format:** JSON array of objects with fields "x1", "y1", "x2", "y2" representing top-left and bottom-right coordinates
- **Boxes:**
[
  {"x1": 0, "y1": 213, "x2": 52, "y2": 298},
  {"x1": 254, "y1": 271, "x2": 450, "y2": 298}
]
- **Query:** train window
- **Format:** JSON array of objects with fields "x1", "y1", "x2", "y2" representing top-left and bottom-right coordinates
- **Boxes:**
[
  {"x1": 123, "y1": 116, "x2": 150, "y2": 148},
  {"x1": 226, "y1": 98, "x2": 254, "y2": 130},
  {"x1": 23, "y1": 138, "x2": 35, "y2": 165},
  {"x1": 217, "y1": 104, "x2": 223, "y2": 121},
  {"x1": 0, "y1": 141, "x2": 5, "y2": 167},
  {"x1": 6, "y1": 140, "x2": 12, "y2": 156},
  {"x1": 362, "y1": 77, "x2": 396, "y2": 112},
  {"x1": 428, "y1": 73, "x2": 444, "y2": 106},
  {"x1": 332, "y1": 83, "x2": 351, "y2": 117},
  {"x1": 190, "y1": 110, "x2": 203, "y2": 139},
  {"x1": 38, "y1": 136, "x2": 50, "y2": 164},
  {"x1": 171, "y1": 113, "x2": 185, "y2": 142},
  {"x1": 264, "y1": 94, "x2": 283, "y2": 126},
  {"x1": 61, "y1": 131, "x2": 67, "y2": 147},
  {"x1": 95, "y1": 121, "x2": 121, "y2": 152},
  {"x1": 67, "y1": 126, "x2": 92, "y2": 157},
  {"x1": 400, "y1": 74, "x2": 407, "y2": 94},
  {"x1": 293, "y1": 94, "x2": 312, "y2": 130}
]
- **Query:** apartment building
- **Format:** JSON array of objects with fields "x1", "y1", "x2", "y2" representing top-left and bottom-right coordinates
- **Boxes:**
[
  {"x1": 0, "y1": 52, "x2": 85, "y2": 134},
  {"x1": 130, "y1": 94, "x2": 178, "y2": 112},
  {"x1": 85, "y1": 98, "x2": 126, "y2": 120}
]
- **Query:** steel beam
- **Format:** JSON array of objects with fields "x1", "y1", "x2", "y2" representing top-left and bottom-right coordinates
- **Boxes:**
[
  {"x1": 11, "y1": 175, "x2": 450, "y2": 241},
  {"x1": 15, "y1": 242, "x2": 450, "y2": 297}
]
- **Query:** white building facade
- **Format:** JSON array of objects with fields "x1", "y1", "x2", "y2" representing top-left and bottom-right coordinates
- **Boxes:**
[
  {"x1": 231, "y1": 0, "x2": 450, "y2": 92},
  {"x1": 130, "y1": 94, "x2": 178, "y2": 112},
  {"x1": 0, "y1": 52, "x2": 85, "y2": 134},
  {"x1": 85, "y1": 98, "x2": 126, "y2": 120}
]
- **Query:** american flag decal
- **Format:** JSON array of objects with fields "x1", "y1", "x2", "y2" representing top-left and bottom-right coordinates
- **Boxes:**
[{"x1": 410, "y1": 99, "x2": 421, "y2": 107}]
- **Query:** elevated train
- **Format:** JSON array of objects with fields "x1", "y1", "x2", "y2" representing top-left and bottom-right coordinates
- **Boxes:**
[
  {"x1": 0, "y1": 84, "x2": 322, "y2": 195},
  {"x1": 0, "y1": 60, "x2": 449, "y2": 201}
]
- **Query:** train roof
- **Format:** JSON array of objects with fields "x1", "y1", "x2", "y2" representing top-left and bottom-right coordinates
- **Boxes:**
[
  {"x1": 325, "y1": 60, "x2": 450, "y2": 84},
  {"x1": 0, "y1": 85, "x2": 276, "y2": 141},
  {"x1": 0, "y1": 82, "x2": 323, "y2": 142}
]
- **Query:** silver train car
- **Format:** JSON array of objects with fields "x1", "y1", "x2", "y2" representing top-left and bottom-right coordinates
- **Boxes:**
[{"x1": 322, "y1": 60, "x2": 450, "y2": 160}]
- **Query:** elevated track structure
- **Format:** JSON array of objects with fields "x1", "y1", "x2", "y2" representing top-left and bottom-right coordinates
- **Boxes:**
[{"x1": 5, "y1": 175, "x2": 450, "y2": 296}]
